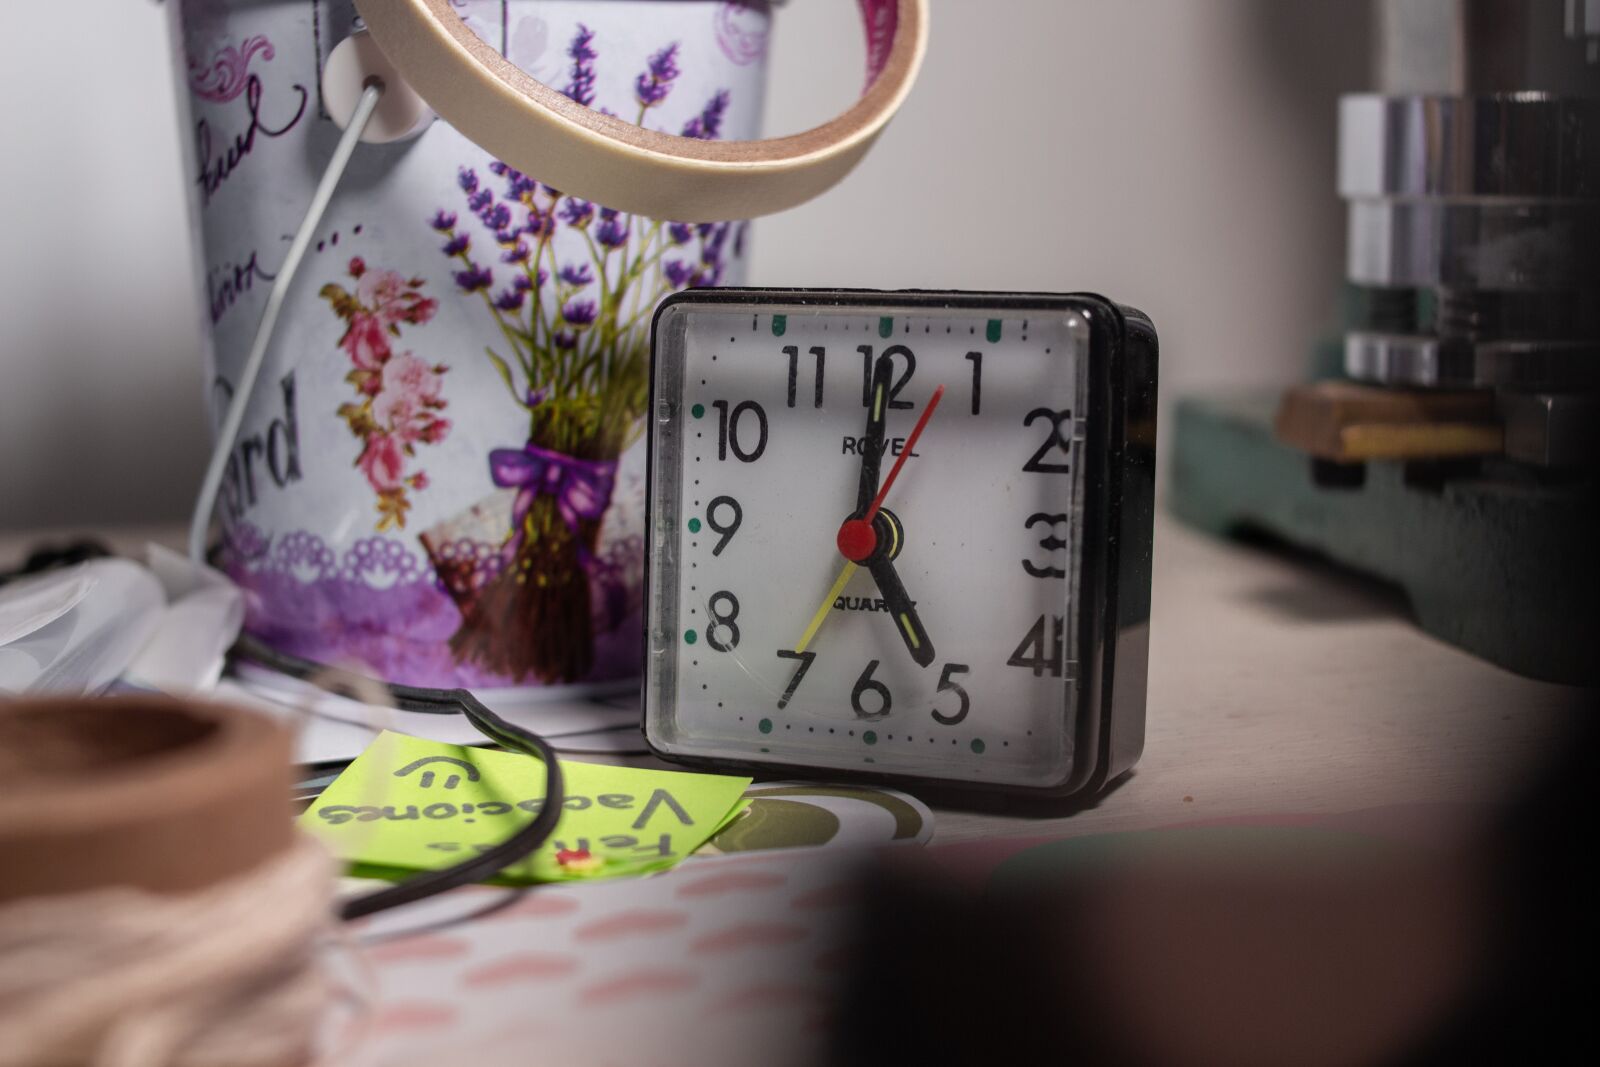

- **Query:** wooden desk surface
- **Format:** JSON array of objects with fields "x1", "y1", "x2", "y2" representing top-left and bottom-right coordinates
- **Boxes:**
[
  {"x1": 929, "y1": 513, "x2": 1587, "y2": 842},
  {"x1": 8, "y1": 516, "x2": 1586, "y2": 1067},
  {"x1": 4, "y1": 513, "x2": 1587, "y2": 844}
]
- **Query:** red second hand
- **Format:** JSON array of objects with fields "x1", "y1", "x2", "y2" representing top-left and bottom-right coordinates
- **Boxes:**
[
  {"x1": 865, "y1": 384, "x2": 945, "y2": 523},
  {"x1": 837, "y1": 385, "x2": 946, "y2": 562}
]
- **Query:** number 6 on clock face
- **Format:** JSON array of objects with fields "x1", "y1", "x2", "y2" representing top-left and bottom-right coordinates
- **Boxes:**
[{"x1": 643, "y1": 290, "x2": 1158, "y2": 797}]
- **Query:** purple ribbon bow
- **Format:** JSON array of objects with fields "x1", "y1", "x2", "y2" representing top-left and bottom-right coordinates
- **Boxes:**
[{"x1": 490, "y1": 442, "x2": 617, "y2": 562}]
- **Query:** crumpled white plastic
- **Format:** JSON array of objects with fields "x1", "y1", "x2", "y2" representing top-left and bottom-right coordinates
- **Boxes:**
[{"x1": 0, "y1": 545, "x2": 243, "y2": 697}]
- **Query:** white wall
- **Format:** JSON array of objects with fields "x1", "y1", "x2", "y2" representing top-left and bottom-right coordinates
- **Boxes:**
[
  {"x1": 0, "y1": 0, "x2": 209, "y2": 529},
  {"x1": 0, "y1": 0, "x2": 1368, "y2": 530}
]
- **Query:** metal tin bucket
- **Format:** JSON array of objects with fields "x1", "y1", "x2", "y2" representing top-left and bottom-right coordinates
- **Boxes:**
[{"x1": 168, "y1": 1, "x2": 774, "y2": 693}]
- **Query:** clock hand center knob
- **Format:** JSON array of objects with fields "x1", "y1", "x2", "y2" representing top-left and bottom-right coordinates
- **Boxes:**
[
  {"x1": 836, "y1": 518, "x2": 877, "y2": 563},
  {"x1": 837, "y1": 510, "x2": 905, "y2": 565}
]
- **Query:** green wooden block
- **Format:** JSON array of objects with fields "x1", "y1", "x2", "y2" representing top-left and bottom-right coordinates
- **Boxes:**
[{"x1": 1169, "y1": 394, "x2": 1599, "y2": 685}]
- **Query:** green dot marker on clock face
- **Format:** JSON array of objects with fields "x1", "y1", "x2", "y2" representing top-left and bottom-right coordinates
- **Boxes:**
[
  {"x1": 863, "y1": 730, "x2": 878, "y2": 745},
  {"x1": 691, "y1": 403, "x2": 706, "y2": 419},
  {"x1": 684, "y1": 629, "x2": 698, "y2": 645},
  {"x1": 688, "y1": 518, "x2": 702, "y2": 533},
  {"x1": 759, "y1": 718, "x2": 773, "y2": 734}
]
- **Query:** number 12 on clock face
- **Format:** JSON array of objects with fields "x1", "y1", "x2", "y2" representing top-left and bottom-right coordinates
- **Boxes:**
[{"x1": 643, "y1": 290, "x2": 1158, "y2": 798}]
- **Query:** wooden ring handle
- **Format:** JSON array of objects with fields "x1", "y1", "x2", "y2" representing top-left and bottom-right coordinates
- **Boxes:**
[{"x1": 353, "y1": 0, "x2": 928, "y2": 222}]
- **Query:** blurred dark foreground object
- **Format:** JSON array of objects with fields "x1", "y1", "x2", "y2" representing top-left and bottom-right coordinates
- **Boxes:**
[
  {"x1": 0, "y1": 694, "x2": 294, "y2": 900},
  {"x1": 0, "y1": 694, "x2": 326, "y2": 1066},
  {"x1": 833, "y1": 715, "x2": 1595, "y2": 1066}
]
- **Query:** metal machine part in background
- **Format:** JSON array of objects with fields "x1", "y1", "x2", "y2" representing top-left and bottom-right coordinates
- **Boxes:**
[
  {"x1": 1343, "y1": 0, "x2": 1598, "y2": 466},
  {"x1": 1172, "y1": 0, "x2": 1599, "y2": 684},
  {"x1": 1574, "y1": 0, "x2": 1600, "y2": 63}
]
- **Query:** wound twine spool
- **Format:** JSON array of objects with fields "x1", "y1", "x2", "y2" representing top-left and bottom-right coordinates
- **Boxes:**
[{"x1": 0, "y1": 696, "x2": 332, "y2": 1067}]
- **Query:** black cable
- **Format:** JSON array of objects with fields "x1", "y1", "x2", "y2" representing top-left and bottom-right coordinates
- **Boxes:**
[
  {"x1": 338, "y1": 689, "x2": 565, "y2": 921},
  {"x1": 227, "y1": 635, "x2": 568, "y2": 923}
]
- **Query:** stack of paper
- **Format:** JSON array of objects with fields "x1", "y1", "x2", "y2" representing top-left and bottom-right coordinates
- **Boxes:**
[{"x1": 220, "y1": 664, "x2": 648, "y2": 766}]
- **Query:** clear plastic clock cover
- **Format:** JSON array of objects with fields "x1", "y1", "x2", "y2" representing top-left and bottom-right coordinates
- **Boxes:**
[
  {"x1": 168, "y1": 0, "x2": 773, "y2": 694},
  {"x1": 648, "y1": 299, "x2": 1092, "y2": 789}
]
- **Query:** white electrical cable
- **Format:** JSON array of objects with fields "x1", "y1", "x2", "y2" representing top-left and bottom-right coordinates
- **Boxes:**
[{"x1": 187, "y1": 82, "x2": 386, "y2": 564}]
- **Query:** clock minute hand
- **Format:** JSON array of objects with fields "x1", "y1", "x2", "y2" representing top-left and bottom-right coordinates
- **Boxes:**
[
  {"x1": 867, "y1": 554, "x2": 935, "y2": 668},
  {"x1": 792, "y1": 359, "x2": 901, "y2": 667},
  {"x1": 856, "y1": 355, "x2": 895, "y2": 514},
  {"x1": 835, "y1": 383, "x2": 947, "y2": 669}
]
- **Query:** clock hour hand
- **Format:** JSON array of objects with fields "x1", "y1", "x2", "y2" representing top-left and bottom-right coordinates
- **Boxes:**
[
  {"x1": 837, "y1": 381, "x2": 947, "y2": 669},
  {"x1": 867, "y1": 554, "x2": 935, "y2": 668},
  {"x1": 856, "y1": 355, "x2": 895, "y2": 514}
]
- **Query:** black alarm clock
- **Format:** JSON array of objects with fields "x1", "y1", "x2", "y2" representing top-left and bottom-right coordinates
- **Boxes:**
[{"x1": 642, "y1": 289, "x2": 1156, "y2": 797}]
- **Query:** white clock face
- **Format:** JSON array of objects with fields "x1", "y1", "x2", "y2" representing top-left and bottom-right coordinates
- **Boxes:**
[{"x1": 646, "y1": 302, "x2": 1090, "y2": 788}]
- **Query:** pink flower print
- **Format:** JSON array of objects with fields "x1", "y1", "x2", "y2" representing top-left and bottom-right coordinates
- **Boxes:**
[
  {"x1": 322, "y1": 257, "x2": 447, "y2": 532},
  {"x1": 419, "y1": 417, "x2": 452, "y2": 445},
  {"x1": 359, "y1": 269, "x2": 440, "y2": 327},
  {"x1": 357, "y1": 268, "x2": 409, "y2": 321},
  {"x1": 342, "y1": 312, "x2": 391, "y2": 373},
  {"x1": 381, "y1": 351, "x2": 446, "y2": 405},
  {"x1": 358, "y1": 433, "x2": 407, "y2": 493},
  {"x1": 372, "y1": 388, "x2": 420, "y2": 439},
  {"x1": 373, "y1": 354, "x2": 450, "y2": 448},
  {"x1": 406, "y1": 295, "x2": 441, "y2": 326}
]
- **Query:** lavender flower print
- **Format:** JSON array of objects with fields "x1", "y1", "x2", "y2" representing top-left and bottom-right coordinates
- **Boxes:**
[
  {"x1": 563, "y1": 24, "x2": 598, "y2": 107},
  {"x1": 454, "y1": 265, "x2": 493, "y2": 292},
  {"x1": 681, "y1": 89, "x2": 730, "y2": 139},
  {"x1": 561, "y1": 199, "x2": 596, "y2": 228},
  {"x1": 595, "y1": 214, "x2": 629, "y2": 249},
  {"x1": 559, "y1": 263, "x2": 594, "y2": 287},
  {"x1": 428, "y1": 24, "x2": 744, "y2": 685},
  {"x1": 561, "y1": 299, "x2": 598, "y2": 326},
  {"x1": 635, "y1": 44, "x2": 680, "y2": 108}
]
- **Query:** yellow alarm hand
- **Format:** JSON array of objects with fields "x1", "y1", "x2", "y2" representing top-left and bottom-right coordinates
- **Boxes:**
[
  {"x1": 790, "y1": 559, "x2": 857, "y2": 659},
  {"x1": 774, "y1": 560, "x2": 859, "y2": 711},
  {"x1": 794, "y1": 560, "x2": 858, "y2": 656}
]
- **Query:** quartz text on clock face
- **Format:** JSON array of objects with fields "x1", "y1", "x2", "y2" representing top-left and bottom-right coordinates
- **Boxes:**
[{"x1": 650, "y1": 307, "x2": 1090, "y2": 787}]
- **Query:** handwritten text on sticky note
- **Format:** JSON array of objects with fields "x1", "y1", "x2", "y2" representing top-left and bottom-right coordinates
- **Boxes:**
[{"x1": 299, "y1": 732, "x2": 751, "y2": 883}]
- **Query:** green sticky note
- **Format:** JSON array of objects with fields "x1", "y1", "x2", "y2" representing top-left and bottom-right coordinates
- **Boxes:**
[{"x1": 299, "y1": 732, "x2": 752, "y2": 884}]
